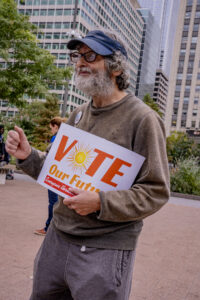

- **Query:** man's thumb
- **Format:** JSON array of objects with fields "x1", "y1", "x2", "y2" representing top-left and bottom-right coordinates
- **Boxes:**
[{"x1": 14, "y1": 126, "x2": 27, "y2": 142}]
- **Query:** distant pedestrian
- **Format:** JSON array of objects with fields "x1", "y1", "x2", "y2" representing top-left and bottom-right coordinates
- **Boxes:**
[
  {"x1": 34, "y1": 116, "x2": 66, "y2": 236},
  {"x1": 0, "y1": 124, "x2": 10, "y2": 165}
]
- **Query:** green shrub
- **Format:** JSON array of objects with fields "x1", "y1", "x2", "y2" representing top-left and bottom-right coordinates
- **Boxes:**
[{"x1": 170, "y1": 157, "x2": 200, "y2": 196}]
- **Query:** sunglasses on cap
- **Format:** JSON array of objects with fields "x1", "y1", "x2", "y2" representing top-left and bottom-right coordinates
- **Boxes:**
[{"x1": 70, "y1": 51, "x2": 101, "y2": 63}]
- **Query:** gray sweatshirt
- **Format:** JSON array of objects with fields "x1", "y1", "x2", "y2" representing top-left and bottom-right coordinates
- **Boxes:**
[{"x1": 18, "y1": 94, "x2": 170, "y2": 250}]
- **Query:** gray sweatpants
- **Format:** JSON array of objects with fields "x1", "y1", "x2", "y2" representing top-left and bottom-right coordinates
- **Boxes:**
[{"x1": 30, "y1": 225, "x2": 136, "y2": 300}]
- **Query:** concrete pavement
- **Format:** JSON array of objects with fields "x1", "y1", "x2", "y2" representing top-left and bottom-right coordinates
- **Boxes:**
[{"x1": 0, "y1": 174, "x2": 200, "y2": 300}]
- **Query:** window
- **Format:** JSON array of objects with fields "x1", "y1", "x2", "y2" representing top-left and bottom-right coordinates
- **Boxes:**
[
  {"x1": 177, "y1": 74, "x2": 183, "y2": 80},
  {"x1": 186, "y1": 6, "x2": 192, "y2": 12},
  {"x1": 191, "y1": 121, "x2": 196, "y2": 127},
  {"x1": 48, "y1": 9, "x2": 55, "y2": 16},
  {"x1": 52, "y1": 43, "x2": 59, "y2": 49},
  {"x1": 8, "y1": 111, "x2": 14, "y2": 117},
  {"x1": 192, "y1": 37, "x2": 198, "y2": 43},
  {"x1": 55, "y1": 23, "x2": 62, "y2": 28},
  {"x1": 40, "y1": 9, "x2": 47, "y2": 16},
  {"x1": 181, "y1": 120, "x2": 186, "y2": 127},
  {"x1": 60, "y1": 43, "x2": 67, "y2": 49},
  {"x1": 45, "y1": 33, "x2": 52, "y2": 39},
  {"x1": 195, "y1": 85, "x2": 200, "y2": 92},
  {"x1": 44, "y1": 44, "x2": 51, "y2": 49},
  {"x1": 194, "y1": 17, "x2": 200, "y2": 24},
  {"x1": 181, "y1": 43, "x2": 187, "y2": 49},
  {"x1": 53, "y1": 33, "x2": 60, "y2": 39},
  {"x1": 184, "y1": 18, "x2": 190, "y2": 25},
  {"x1": 171, "y1": 120, "x2": 177, "y2": 126},
  {"x1": 185, "y1": 12, "x2": 191, "y2": 18},
  {"x1": 32, "y1": 9, "x2": 39, "y2": 16},
  {"x1": 39, "y1": 22, "x2": 45, "y2": 28},
  {"x1": 64, "y1": 9, "x2": 71, "y2": 15},
  {"x1": 190, "y1": 43, "x2": 196, "y2": 49},
  {"x1": 182, "y1": 31, "x2": 188, "y2": 37},
  {"x1": 59, "y1": 53, "x2": 67, "y2": 59},
  {"x1": 56, "y1": 9, "x2": 63, "y2": 16},
  {"x1": 37, "y1": 33, "x2": 44, "y2": 39},
  {"x1": 47, "y1": 22, "x2": 53, "y2": 28},
  {"x1": 25, "y1": 9, "x2": 32, "y2": 15},
  {"x1": 2, "y1": 101, "x2": 8, "y2": 107},
  {"x1": 62, "y1": 22, "x2": 70, "y2": 28},
  {"x1": 192, "y1": 31, "x2": 198, "y2": 37},
  {"x1": 187, "y1": 67, "x2": 193, "y2": 74}
]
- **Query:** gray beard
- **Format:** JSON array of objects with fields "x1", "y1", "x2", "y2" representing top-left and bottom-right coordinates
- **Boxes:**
[{"x1": 75, "y1": 68, "x2": 114, "y2": 98}]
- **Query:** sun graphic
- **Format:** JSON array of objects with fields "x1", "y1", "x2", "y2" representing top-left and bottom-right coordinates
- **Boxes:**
[{"x1": 67, "y1": 143, "x2": 94, "y2": 173}]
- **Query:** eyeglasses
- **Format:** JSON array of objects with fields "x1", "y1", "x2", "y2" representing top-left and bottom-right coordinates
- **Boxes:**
[{"x1": 70, "y1": 51, "x2": 98, "y2": 63}]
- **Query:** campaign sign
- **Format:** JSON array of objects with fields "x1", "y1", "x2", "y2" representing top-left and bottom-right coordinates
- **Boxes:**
[{"x1": 37, "y1": 123, "x2": 145, "y2": 198}]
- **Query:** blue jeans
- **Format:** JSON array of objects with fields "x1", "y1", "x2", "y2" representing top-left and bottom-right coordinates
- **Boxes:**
[{"x1": 45, "y1": 190, "x2": 58, "y2": 232}]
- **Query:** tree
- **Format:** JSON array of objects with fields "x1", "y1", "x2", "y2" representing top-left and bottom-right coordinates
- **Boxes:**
[
  {"x1": 170, "y1": 157, "x2": 200, "y2": 196},
  {"x1": 143, "y1": 94, "x2": 163, "y2": 117},
  {"x1": 32, "y1": 94, "x2": 60, "y2": 149},
  {"x1": 2, "y1": 94, "x2": 60, "y2": 150},
  {"x1": 0, "y1": 0, "x2": 72, "y2": 108},
  {"x1": 167, "y1": 131, "x2": 196, "y2": 166}
]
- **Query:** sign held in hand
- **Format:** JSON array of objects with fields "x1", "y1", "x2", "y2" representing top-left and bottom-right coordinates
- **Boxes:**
[{"x1": 37, "y1": 124, "x2": 145, "y2": 198}]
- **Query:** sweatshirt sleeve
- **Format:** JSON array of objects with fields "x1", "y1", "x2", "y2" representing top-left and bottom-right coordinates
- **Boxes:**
[
  {"x1": 98, "y1": 111, "x2": 170, "y2": 222},
  {"x1": 16, "y1": 147, "x2": 47, "y2": 180}
]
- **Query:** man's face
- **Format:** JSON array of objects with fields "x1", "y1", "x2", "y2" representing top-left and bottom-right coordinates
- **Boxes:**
[
  {"x1": 75, "y1": 44, "x2": 106, "y2": 76},
  {"x1": 0, "y1": 128, "x2": 4, "y2": 135},
  {"x1": 74, "y1": 45, "x2": 115, "y2": 98}
]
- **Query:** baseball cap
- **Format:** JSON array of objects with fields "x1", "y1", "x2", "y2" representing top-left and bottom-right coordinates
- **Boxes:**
[{"x1": 67, "y1": 30, "x2": 128, "y2": 58}]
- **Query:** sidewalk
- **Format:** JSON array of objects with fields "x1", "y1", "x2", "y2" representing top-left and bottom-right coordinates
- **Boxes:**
[{"x1": 0, "y1": 175, "x2": 200, "y2": 300}]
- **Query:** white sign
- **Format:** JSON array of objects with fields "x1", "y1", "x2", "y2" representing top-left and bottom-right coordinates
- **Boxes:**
[{"x1": 37, "y1": 123, "x2": 145, "y2": 198}]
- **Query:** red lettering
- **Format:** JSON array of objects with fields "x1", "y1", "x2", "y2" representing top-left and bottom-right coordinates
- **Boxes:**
[
  {"x1": 54, "y1": 136, "x2": 78, "y2": 161},
  {"x1": 101, "y1": 158, "x2": 132, "y2": 187},
  {"x1": 85, "y1": 149, "x2": 114, "y2": 177}
]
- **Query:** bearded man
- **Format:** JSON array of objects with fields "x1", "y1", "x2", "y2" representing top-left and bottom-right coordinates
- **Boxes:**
[{"x1": 6, "y1": 29, "x2": 170, "y2": 300}]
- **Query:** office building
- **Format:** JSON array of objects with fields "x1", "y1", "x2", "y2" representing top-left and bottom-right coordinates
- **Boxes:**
[
  {"x1": 153, "y1": 69, "x2": 168, "y2": 117},
  {"x1": 137, "y1": 0, "x2": 180, "y2": 118},
  {"x1": 0, "y1": 0, "x2": 144, "y2": 117},
  {"x1": 138, "y1": 0, "x2": 180, "y2": 77},
  {"x1": 135, "y1": 8, "x2": 160, "y2": 100},
  {"x1": 165, "y1": 0, "x2": 200, "y2": 135}
]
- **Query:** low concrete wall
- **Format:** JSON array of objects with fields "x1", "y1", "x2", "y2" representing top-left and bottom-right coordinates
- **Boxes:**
[{"x1": 171, "y1": 192, "x2": 200, "y2": 201}]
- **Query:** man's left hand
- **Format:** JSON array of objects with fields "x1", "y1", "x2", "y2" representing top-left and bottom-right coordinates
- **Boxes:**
[{"x1": 63, "y1": 188, "x2": 101, "y2": 216}]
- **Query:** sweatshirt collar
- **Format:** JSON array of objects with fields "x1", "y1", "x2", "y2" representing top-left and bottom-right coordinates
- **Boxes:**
[{"x1": 90, "y1": 94, "x2": 131, "y2": 115}]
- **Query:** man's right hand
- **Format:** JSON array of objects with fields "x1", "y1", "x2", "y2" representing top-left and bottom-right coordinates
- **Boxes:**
[{"x1": 5, "y1": 126, "x2": 31, "y2": 160}]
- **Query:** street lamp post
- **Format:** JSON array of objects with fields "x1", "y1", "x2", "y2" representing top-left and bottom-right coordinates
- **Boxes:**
[{"x1": 61, "y1": 0, "x2": 79, "y2": 118}]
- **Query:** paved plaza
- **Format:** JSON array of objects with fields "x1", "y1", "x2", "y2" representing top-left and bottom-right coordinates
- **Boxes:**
[{"x1": 0, "y1": 173, "x2": 200, "y2": 300}]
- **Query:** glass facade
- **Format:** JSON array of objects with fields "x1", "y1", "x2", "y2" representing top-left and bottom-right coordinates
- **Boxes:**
[
  {"x1": 136, "y1": 9, "x2": 160, "y2": 100},
  {"x1": 138, "y1": 0, "x2": 181, "y2": 78}
]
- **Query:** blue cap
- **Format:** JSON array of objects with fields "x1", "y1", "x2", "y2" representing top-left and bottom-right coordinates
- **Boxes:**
[{"x1": 67, "y1": 30, "x2": 128, "y2": 59}]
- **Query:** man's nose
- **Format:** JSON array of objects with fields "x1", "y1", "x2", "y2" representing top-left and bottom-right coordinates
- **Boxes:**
[{"x1": 76, "y1": 55, "x2": 87, "y2": 68}]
